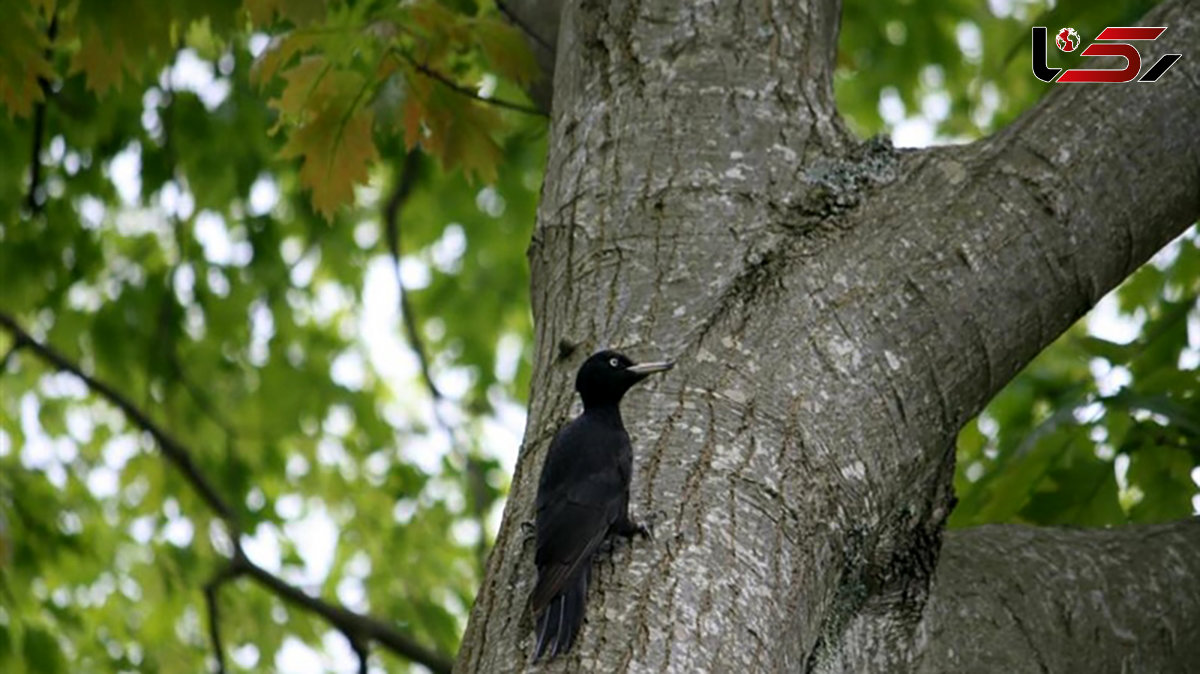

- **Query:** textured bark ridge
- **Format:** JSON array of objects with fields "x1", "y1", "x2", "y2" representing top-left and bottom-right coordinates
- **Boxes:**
[{"x1": 457, "y1": 0, "x2": 1200, "y2": 671}]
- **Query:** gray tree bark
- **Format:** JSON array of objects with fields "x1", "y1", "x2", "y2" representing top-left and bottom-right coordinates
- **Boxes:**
[{"x1": 458, "y1": 0, "x2": 1200, "y2": 671}]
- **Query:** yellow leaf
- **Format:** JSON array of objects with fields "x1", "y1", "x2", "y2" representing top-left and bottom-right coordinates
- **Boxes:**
[{"x1": 281, "y1": 105, "x2": 379, "y2": 219}]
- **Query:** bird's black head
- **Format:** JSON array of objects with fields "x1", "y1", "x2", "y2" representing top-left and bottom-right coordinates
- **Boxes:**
[{"x1": 575, "y1": 350, "x2": 673, "y2": 409}]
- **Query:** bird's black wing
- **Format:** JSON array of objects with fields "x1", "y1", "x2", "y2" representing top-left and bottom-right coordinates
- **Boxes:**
[
  {"x1": 530, "y1": 470, "x2": 622, "y2": 612},
  {"x1": 529, "y1": 420, "x2": 627, "y2": 657}
]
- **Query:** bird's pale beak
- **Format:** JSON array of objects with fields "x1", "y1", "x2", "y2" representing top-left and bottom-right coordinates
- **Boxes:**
[{"x1": 627, "y1": 361, "x2": 674, "y2": 375}]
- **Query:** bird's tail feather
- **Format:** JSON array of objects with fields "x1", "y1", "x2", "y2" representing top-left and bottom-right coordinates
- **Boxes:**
[{"x1": 534, "y1": 570, "x2": 589, "y2": 659}]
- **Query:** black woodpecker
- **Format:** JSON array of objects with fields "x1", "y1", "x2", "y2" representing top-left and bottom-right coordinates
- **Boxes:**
[{"x1": 530, "y1": 350, "x2": 673, "y2": 659}]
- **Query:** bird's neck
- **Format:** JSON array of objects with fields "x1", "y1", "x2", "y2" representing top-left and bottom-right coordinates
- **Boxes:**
[{"x1": 581, "y1": 402, "x2": 624, "y2": 427}]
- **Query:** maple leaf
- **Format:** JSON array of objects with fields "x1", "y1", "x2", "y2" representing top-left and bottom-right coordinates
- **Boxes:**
[
  {"x1": 0, "y1": 11, "x2": 53, "y2": 117},
  {"x1": 271, "y1": 56, "x2": 330, "y2": 121},
  {"x1": 67, "y1": 0, "x2": 174, "y2": 95},
  {"x1": 420, "y1": 86, "x2": 502, "y2": 184},
  {"x1": 71, "y1": 32, "x2": 128, "y2": 94},
  {"x1": 475, "y1": 18, "x2": 539, "y2": 86},
  {"x1": 251, "y1": 32, "x2": 317, "y2": 87},
  {"x1": 281, "y1": 105, "x2": 379, "y2": 219},
  {"x1": 270, "y1": 56, "x2": 368, "y2": 125}
]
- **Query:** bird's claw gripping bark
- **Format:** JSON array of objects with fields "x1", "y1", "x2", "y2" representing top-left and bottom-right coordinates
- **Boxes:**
[{"x1": 636, "y1": 510, "x2": 664, "y2": 541}]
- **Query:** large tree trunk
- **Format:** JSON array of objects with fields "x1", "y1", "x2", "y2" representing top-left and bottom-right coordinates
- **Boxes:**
[{"x1": 457, "y1": 0, "x2": 1200, "y2": 671}]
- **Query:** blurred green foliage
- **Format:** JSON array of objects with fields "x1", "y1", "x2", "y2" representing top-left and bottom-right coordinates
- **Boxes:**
[{"x1": 0, "y1": 0, "x2": 1194, "y2": 671}]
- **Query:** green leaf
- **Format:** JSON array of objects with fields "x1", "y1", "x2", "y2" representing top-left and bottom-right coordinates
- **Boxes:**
[{"x1": 21, "y1": 626, "x2": 65, "y2": 674}]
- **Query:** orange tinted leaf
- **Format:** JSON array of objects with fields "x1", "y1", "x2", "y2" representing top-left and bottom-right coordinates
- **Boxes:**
[
  {"x1": 420, "y1": 87, "x2": 502, "y2": 183},
  {"x1": 270, "y1": 55, "x2": 329, "y2": 119},
  {"x1": 442, "y1": 107, "x2": 501, "y2": 183},
  {"x1": 401, "y1": 98, "x2": 424, "y2": 149},
  {"x1": 281, "y1": 105, "x2": 379, "y2": 219},
  {"x1": 271, "y1": 56, "x2": 367, "y2": 123}
]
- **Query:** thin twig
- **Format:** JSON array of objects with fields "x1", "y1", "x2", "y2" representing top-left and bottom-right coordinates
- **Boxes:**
[
  {"x1": 203, "y1": 565, "x2": 240, "y2": 674},
  {"x1": 383, "y1": 155, "x2": 493, "y2": 569},
  {"x1": 351, "y1": 638, "x2": 370, "y2": 674},
  {"x1": 394, "y1": 50, "x2": 547, "y2": 117},
  {"x1": 385, "y1": 151, "x2": 442, "y2": 402},
  {"x1": 25, "y1": 14, "x2": 58, "y2": 216}
]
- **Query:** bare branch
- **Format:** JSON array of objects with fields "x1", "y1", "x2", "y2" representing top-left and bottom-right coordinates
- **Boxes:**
[
  {"x1": 383, "y1": 155, "x2": 493, "y2": 569},
  {"x1": 25, "y1": 14, "x2": 58, "y2": 216},
  {"x1": 204, "y1": 565, "x2": 240, "y2": 674},
  {"x1": 385, "y1": 151, "x2": 443, "y2": 403},
  {"x1": 392, "y1": 50, "x2": 548, "y2": 117},
  {"x1": 351, "y1": 638, "x2": 370, "y2": 674},
  {"x1": 0, "y1": 310, "x2": 239, "y2": 524},
  {"x1": 238, "y1": 552, "x2": 454, "y2": 674}
]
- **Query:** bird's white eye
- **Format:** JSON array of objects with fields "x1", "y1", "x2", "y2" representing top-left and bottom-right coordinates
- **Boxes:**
[{"x1": 609, "y1": 358, "x2": 620, "y2": 368}]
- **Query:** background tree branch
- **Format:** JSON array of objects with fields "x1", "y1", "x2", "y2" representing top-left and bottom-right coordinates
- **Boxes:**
[
  {"x1": 384, "y1": 153, "x2": 493, "y2": 571},
  {"x1": 0, "y1": 310, "x2": 454, "y2": 674},
  {"x1": 23, "y1": 13, "x2": 57, "y2": 216}
]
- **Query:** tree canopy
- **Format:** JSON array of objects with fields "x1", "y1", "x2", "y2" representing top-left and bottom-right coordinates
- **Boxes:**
[{"x1": 0, "y1": 0, "x2": 1194, "y2": 671}]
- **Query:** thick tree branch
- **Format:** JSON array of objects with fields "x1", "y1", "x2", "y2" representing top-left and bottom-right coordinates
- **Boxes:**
[
  {"x1": 921, "y1": 521, "x2": 1200, "y2": 672},
  {"x1": 839, "y1": 0, "x2": 1200, "y2": 440},
  {"x1": 237, "y1": 551, "x2": 453, "y2": 674},
  {"x1": 827, "y1": 520, "x2": 1200, "y2": 672},
  {"x1": 458, "y1": 0, "x2": 1200, "y2": 671},
  {"x1": 0, "y1": 310, "x2": 454, "y2": 674}
]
